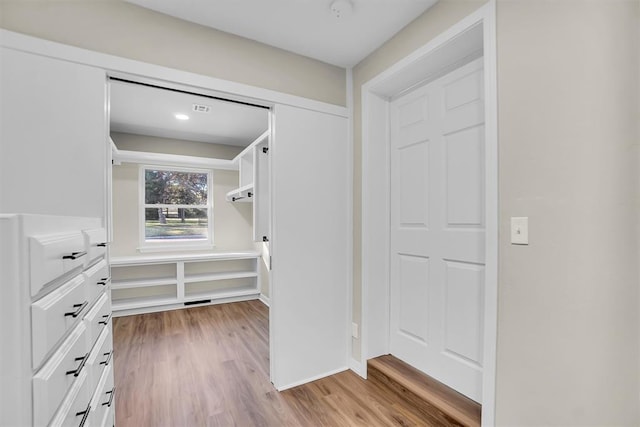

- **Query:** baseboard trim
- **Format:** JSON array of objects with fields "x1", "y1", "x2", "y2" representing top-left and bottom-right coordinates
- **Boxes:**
[
  {"x1": 349, "y1": 357, "x2": 367, "y2": 379},
  {"x1": 112, "y1": 294, "x2": 260, "y2": 317},
  {"x1": 259, "y1": 294, "x2": 270, "y2": 307},
  {"x1": 276, "y1": 366, "x2": 349, "y2": 391}
]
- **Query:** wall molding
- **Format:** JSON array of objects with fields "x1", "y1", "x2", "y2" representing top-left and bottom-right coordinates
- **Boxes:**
[{"x1": 0, "y1": 29, "x2": 349, "y2": 119}]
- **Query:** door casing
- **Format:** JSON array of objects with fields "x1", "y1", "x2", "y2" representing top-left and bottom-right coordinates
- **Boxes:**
[{"x1": 360, "y1": 3, "x2": 498, "y2": 425}]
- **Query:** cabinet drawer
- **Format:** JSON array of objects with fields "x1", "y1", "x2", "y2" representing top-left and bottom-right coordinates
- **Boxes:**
[
  {"x1": 83, "y1": 228, "x2": 108, "y2": 266},
  {"x1": 32, "y1": 323, "x2": 88, "y2": 427},
  {"x1": 83, "y1": 293, "x2": 111, "y2": 346},
  {"x1": 101, "y1": 406, "x2": 114, "y2": 427},
  {"x1": 89, "y1": 364, "x2": 114, "y2": 427},
  {"x1": 29, "y1": 231, "x2": 86, "y2": 296},
  {"x1": 31, "y1": 274, "x2": 88, "y2": 369},
  {"x1": 86, "y1": 326, "x2": 113, "y2": 394},
  {"x1": 48, "y1": 369, "x2": 92, "y2": 427},
  {"x1": 84, "y1": 259, "x2": 109, "y2": 307}
]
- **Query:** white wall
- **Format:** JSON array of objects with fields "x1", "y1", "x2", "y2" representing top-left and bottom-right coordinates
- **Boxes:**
[
  {"x1": 495, "y1": 1, "x2": 639, "y2": 424},
  {"x1": 0, "y1": 0, "x2": 346, "y2": 106}
]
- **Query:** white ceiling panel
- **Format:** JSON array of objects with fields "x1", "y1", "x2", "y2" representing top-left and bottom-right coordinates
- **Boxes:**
[
  {"x1": 125, "y1": 0, "x2": 438, "y2": 67},
  {"x1": 110, "y1": 80, "x2": 269, "y2": 147}
]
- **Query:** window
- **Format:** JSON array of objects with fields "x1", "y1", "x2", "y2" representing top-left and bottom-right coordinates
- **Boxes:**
[{"x1": 140, "y1": 166, "x2": 213, "y2": 250}]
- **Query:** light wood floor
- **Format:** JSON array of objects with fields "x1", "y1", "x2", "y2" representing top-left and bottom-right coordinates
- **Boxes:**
[{"x1": 113, "y1": 300, "x2": 462, "y2": 426}]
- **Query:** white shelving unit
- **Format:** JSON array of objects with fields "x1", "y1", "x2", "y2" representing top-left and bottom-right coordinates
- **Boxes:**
[
  {"x1": 226, "y1": 130, "x2": 271, "y2": 245},
  {"x1": 110, "y1": 251, "x2": 261, "y2": 316}
]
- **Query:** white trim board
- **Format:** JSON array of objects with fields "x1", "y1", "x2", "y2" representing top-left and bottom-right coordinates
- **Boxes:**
[
  {"x1": 259, "y1": 294, "x2": 270, "y2": 307},
  {"x1": 0, "y1": 29, "x2": 348, "y2": 119},
  {"x1": 115, "y1": 150, "x2": 237, "y2": 170},
  {"x1": 275, "y1": 366, "x2": 349, "y2": 392},
  {"x1": 359, "y1": 2, "x2": 498, "y2": 426}
]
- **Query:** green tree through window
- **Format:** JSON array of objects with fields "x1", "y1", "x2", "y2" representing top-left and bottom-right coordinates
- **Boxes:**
[{"x1": 143, "y1": 168, "x2": 211, "y2": 243}]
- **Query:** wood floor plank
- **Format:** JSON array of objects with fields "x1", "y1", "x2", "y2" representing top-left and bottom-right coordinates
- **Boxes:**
[{"x1": 113, "y1": 301, "x2": 464, "y2": 426}]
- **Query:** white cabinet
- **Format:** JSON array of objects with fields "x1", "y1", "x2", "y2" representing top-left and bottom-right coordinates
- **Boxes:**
[
  {"x1": 0, "y1": 214, "x2": 113, "y2": 427},
  {"x1": 0, "y1": 47, "x2": 107, "y2": 218},
  {"x1": 110, "y1": 251, "x2": 261, "y2": 316}
]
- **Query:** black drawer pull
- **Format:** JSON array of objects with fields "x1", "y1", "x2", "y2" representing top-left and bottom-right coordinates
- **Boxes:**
[
  {"x1": 99, "y1": 312, "x2": 113, "y2": 325},
  {"x1": 100, "y1": 350, "x2": 114, "y2": 366},
  {"x1": 64, "y1": 301, "x2": 88, "y2": 318},
  {"x1": 66, "y1": 352, "x2": 89, "y2": 377},
  {"x1": 96, "y1": 242, "x2": 109, "y2": 247},
  {"x1": 102, "y1": 387, "x2": 116, "y2": 407},
  {"x1": 76, "y1": 403, "x2": 91, "y2": 427},
  {"x1": 97, "y1": 277, "x2": 111, "y2": 286},
  {"x1": 63, "y1": 251, "x2": 87, "y2": 260}
]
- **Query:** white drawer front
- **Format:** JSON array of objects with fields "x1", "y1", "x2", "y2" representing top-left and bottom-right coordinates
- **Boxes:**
[
  {"x1": 32, "y1": 323, "x2": 88, "y2": 427},
  {"x1": 31, "y1": 274, "x2": 88, "y2": 369},
  {"x1": 29, "y1": 231, "x2": 86, "y2": 296},
  {"x1": 49, "y1": 369, "x2": 92, "y2": 427},
  {"x1": 101, "y1": 406, "x2": 114, "y2": 427},
  {"x1": 83, "y1": 228, "x2": 108, "y2": 266},
  {"x1": 89, "y1": 364, "x2": 114, "y2": 427},
  {"x1": 84, "y1": 259, "x2": 109, "y2": 307},
  {"x1": 83, "y1": 293, "x2": 111, "y2": 347},
  {"x1": 86, "y1": 326, "x2": 113, "y2": 395}
]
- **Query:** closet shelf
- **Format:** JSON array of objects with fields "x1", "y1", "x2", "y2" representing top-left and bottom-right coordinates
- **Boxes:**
[
  {"x1": 110, "y1": 251, "x2": 261, "y2": 316},
  {"x1": 111, "y1": 277, "x2": 177, "y2": 290},
  {"x1": 112, "y1": 296, "x2": 178, "y2": 311},
  {"x1": 113, "y1": 149, "x2": 237, "y2": 170},
  {"x1": 183, "y1": 287, "x2": 259, "y2": 302},
  {"x1": 184, "y1": 271, "x2": 258, "y2": 284},
  {"x1": 110, "y1": 251, "x2": 260, "y2": 265},
  {"x1": 226, "y1": 183, "x2": 254, "y2": 203}
]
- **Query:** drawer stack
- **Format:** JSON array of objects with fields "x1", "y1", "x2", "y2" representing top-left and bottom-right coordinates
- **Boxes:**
[{"x1": 0, "y1": 215, "x2": 114, "y2": 427}]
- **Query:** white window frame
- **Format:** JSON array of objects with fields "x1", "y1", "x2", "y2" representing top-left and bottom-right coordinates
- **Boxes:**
[{"x1": 138, "y1": 164, "x2": 214, "y2": 252}]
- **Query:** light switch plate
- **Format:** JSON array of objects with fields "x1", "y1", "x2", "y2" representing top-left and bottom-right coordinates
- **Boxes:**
[{"x1": 511, "y1": 217, "x2": 529, "y2": 245}]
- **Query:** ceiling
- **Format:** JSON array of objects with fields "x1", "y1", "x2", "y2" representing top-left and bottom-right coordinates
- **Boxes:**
[
  {"x1": 110, "y1": 80, "x2": 269, "y2": 147},
  {"x1": 125, "y1": 0, "x2": 439, "y2": 67},
  {"x1": 112, "y1": 1, "x2": 438, "y2": 146}
]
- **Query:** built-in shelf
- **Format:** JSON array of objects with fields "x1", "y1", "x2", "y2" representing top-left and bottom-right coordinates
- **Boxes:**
[
  {"x1": 110, "y1": 251, "x2": 261, "y2": 316},
  {"x1": 183, "y1": 287, "x2": 259, "y2": 302},
  {"x1": 110, "y1": 277, "x2": 177, "y2": 290},
  {"x1": 225, "y1": 183, "x2": 254, "y2": 203},
  {"x1": 112, "y1": 149, "x2": 237, "y2": 170},
  {"x1": 184, "y1": 271, "x2": 258, "y2": 284},
  {"x1": 227, "y1": 130, "x2": 269, "y2": 205},
  {"x1": 112, "y1": 296, "x2": 178, "y2": 311}
]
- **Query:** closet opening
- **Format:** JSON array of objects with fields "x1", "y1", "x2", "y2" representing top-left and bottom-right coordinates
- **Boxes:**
[{"x1": 106, "y1": 78, "x2": 274, "y2": 423}]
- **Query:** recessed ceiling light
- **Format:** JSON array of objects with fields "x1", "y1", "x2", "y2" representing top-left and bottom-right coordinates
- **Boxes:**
[{"x1": 175, "y1": 113, "x2": 189, "y2": 120}]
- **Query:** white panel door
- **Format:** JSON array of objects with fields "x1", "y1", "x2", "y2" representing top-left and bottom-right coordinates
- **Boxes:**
[
  {"x1": 0, "y1": 48, "x2": 107, "y2": 218},
  {"x1": 270, "y1": 104, "x2": 348, "y2": 389},
  {"x1": 389, "y1": 58, "x2": 485, "y2": 402}
]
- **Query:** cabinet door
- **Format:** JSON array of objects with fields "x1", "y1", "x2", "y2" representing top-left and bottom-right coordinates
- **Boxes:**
[
  {"x1": 270, "y1": 105, "x2": 349, "y2": 389},
  {"x1": 0, "y1": 47, "x2": 107, "y2": 218}
]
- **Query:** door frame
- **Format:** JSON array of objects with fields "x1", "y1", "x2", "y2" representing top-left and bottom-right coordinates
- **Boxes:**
[{"x1": 360, "y1": 2, "x2": 498, "y2": 425}]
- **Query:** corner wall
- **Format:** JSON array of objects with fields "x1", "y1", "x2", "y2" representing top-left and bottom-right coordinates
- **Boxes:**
[{"x1": 0, "y1": 0, "x2": 346, "y2": 106}]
